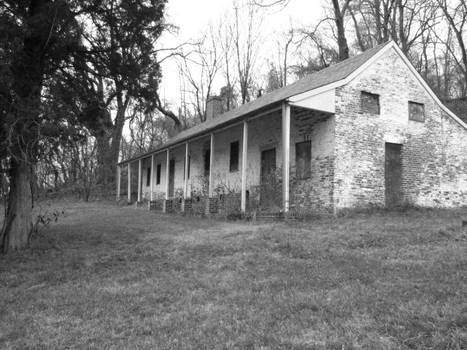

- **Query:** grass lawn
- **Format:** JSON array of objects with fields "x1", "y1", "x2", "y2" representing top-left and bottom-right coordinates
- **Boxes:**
[{"x1": 1, "y1": 202, "x2": 467, "y2": 349}]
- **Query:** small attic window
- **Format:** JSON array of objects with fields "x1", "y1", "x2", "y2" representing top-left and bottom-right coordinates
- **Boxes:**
[
  {"x1": 409, "y1": 101, "x2": 425, "y2": 122},
  {"x1": 361, "y1": 91, "x2": 380, "y2": 115}
]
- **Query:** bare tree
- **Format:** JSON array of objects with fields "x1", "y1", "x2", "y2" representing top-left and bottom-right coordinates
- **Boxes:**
[
  {"x1": 127, "y1": 109, "x2": 174, "y2": 155},
  {"x1": 349, "y1": 0, "x2": 436, "y2": 54},
  {"x1": 179, "y1": 28, "x2": 222, "y2": 122},
  {"x1": 265, "y1": 28, "x2": 295, "y2": 92},
  {"x1": 437, "y1": 0, "x2": 467, "y2": 97},
  {"x1": 396, "y1": 0, "x2": 437, "y2": 54},
  {"x1": 331, "y1": 0, "x2": 352, "y2": 60},
  {"x1": 233, "y1": 1, "x2": 262, "y2": 104},
  {"x1": 348, "y1": 0, "x2": 396, "y2": 49},
  {"x1": 218, "y1": 16, "x2": 237, "y2": 111}
]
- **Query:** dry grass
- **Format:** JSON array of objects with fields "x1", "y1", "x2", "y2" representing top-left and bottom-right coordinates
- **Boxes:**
[{"x1": 1, "y1": 202, "x2": 467, "y2": 349}]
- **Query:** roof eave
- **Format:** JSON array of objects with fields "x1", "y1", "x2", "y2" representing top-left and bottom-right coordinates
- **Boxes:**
[{"x1": 117, "y1": 101, "x2": 284, "y2": 165}]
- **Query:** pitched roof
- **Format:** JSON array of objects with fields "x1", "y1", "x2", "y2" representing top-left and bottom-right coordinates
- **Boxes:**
[{"x1": 119, "y1": 41, "x2": 392, "y2": 164}]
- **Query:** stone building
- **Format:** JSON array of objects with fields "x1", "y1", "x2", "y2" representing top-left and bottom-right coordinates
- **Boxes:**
[{"x1": 117, "y1": 41, "x2": 467, "y2": 214}]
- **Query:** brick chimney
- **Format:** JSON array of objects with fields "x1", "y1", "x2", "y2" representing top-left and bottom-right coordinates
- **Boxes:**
[{"x1": 205, "y1": 96, "x2": 223, "y2": 121}]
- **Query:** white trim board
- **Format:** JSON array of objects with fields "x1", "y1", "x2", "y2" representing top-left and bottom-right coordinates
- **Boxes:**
[{"x1": 289, "y1": 88, "x2": 336, "y2": 113}]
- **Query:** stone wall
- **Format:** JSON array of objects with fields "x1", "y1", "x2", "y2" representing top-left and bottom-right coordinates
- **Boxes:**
[
  {"x1": 290, "y1": 109, "x2": 335, "y2": 212},
  {"x1": 334, "y1": 46, "x2": 467, "y2": 209}
]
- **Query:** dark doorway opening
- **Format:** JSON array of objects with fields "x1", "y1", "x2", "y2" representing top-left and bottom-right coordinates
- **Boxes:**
[
  {"x1": 385, "y1": 143, "x2": 403, "y2": 207},
  {"x1": 169, "y1": 159, "x2": 175, "y2": 198},
  {"x1": 204, "y1": 148, "x2": 210, "y2": 177},
  {"x1": 260, "y1": 148, "x2": 279, "y2": 208}
]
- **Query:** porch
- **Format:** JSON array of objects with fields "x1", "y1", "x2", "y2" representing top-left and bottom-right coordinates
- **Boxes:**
[{"x1": 117, "y1": 100, "x2": 336, "y2": 216}]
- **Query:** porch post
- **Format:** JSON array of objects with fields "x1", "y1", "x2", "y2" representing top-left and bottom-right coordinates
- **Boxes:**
[
  {"x1": 241, "y1": 121, "x2": 248, "y2": 213},
  {"x1": 127, "y1": 162, "x2": 131, "y2": 203},
  {"x1": 282, "y1": 102, "x2": 290, "y2": 213},
  {"x1": 184, "y1": 142, "x2": 189, "y2": 199},
  {"x1": 165, "y1": 149, "x2": 170, "y2": 200},
  {"x1": 182, "y1": 143, "x2": 190, "y2": 213},
  {"x1": 208, "y1": 133, "x2": 215, "y2": 197},
  {"x1": 116, "y1": 165, "x2": 121, "y2": 201},
  {"x1": 150, "y1": 154, "x2": 154, "y2": 201},
  {"x1": 137, "y1": 158, "x2": 142, "y2": 202}
]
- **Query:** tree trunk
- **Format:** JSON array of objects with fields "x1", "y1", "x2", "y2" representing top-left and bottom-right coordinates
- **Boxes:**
[
  {"x1": 332, "y1": 0, "x2": 350, "y2": 61},
  {"x1": 398, "y1": 0, "x2": 409, "y2": 54},
  {"x1": 2, "y1": 0, "x2": 49, "y2": 252},
  {"x1": 335, "y1": 17, "x2": 350, "y2": 60},
  {"x1": 109, "y1": 107, "x2": 126, "y2": 185},
  {"x1": 350, "y1": 7, "x2": 366, "y2": 51},
  {"x1": 96, "y1": 133, "x2": 112, "y2": 186},
  {"x1": 374, "y1": 0, "x2": 384, "y2": 43},
  {"x1": 1, "y1": 158, "x2": 33, "y2": 252}
]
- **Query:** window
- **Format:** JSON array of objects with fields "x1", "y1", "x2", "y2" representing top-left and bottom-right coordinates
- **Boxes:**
[
  {"x1": 295, "y1": 141, "x2": 311, "y2": 179},
  {"x1": 156, "y1": 164, "x2": 161, "y2": 185},
  {"x1": 361, "y1": 91, "x2": 380, "y2": 114},
  {"x1": 230, "y1": 141, "x2": 239, "y2": 172},
  {"x1": 409, "y1": 101, "x2": 425, "y2": 122},
  {"x1": 183, "y1": 156, "x2": 191, "y2": 179},
  {"x1": 146, "y1": 167, "x2": 151, "y2": 186}
]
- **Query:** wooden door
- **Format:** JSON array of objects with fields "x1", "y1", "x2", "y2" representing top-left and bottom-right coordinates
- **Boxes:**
[
  {"x1": 260, "y1": 148, "x2": 278, "y2": 208},
  {"x1": 385, "y1": 143, "x2": 403, "y2": 207},
  {"x1": 169, "y1": 159, "x2": 175, "y2": 198}
]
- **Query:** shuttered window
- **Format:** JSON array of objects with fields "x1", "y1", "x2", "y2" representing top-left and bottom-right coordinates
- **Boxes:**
[{"x1": 146, "y1": 167, "x2": 151, "y2": 186}]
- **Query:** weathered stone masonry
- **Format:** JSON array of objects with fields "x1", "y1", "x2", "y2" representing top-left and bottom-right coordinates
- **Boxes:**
[{"x1": 334, "y1": 49, "x2": 467, "y2": 208}]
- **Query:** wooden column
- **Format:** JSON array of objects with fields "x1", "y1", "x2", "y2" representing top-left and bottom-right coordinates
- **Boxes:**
[
  {"x1": 150, "y1": 154, "x2": 154, "y2": 201},
  {"x1": 137, "y1": 159, "x2": 142, "y2": 202},
  {"x1": 116, "y1": 165, "x2": 121, "y2": 201},
  {"x1": 127, "y1": 163, "x2": 131, "y2": 202},
  {"x1": 282, "y1": 102, "x2": 290, "y2": 213},
  {"x1": 165, "y1": 149, "x2": 170, "y2": 200},
  {"x1": 241, "y1": 121, "x2": 248, "y2": 213},
  {"x1": 184, "y1": 142, "x2": 189, "y2": 199},
  {"x1": 208, "y1": 133, "x2": 215, "y2": 197}
]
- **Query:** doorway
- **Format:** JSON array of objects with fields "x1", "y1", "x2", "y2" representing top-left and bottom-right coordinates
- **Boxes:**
[
  {"x1": 260, "y1": 148, "x2": 279, "y2": 208},
  {"x1": 168, "y1": 159, "x2": 175, "y2": 198},
  {"x1": 385, "y1": 143, "x2": 403, "y2": 207}
]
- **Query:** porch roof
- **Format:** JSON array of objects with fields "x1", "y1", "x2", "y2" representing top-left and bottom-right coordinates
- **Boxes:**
[{"x1": 119, "y1": 41, "x2": 391, "y2": 165}]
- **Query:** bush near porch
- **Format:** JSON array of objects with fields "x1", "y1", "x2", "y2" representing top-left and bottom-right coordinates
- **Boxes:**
[{"x1": 1, "y1": 202, "x2": 467, "y2": 349}]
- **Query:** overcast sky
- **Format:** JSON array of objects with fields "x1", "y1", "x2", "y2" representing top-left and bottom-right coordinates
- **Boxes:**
[{"x1": 158, "y1": 0, "x2": 326, "y2": 106}]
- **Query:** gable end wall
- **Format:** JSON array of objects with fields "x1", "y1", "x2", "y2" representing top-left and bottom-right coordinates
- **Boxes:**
[{"x1": 334, "y1": 47, "x2": 467, "y2": 209}]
